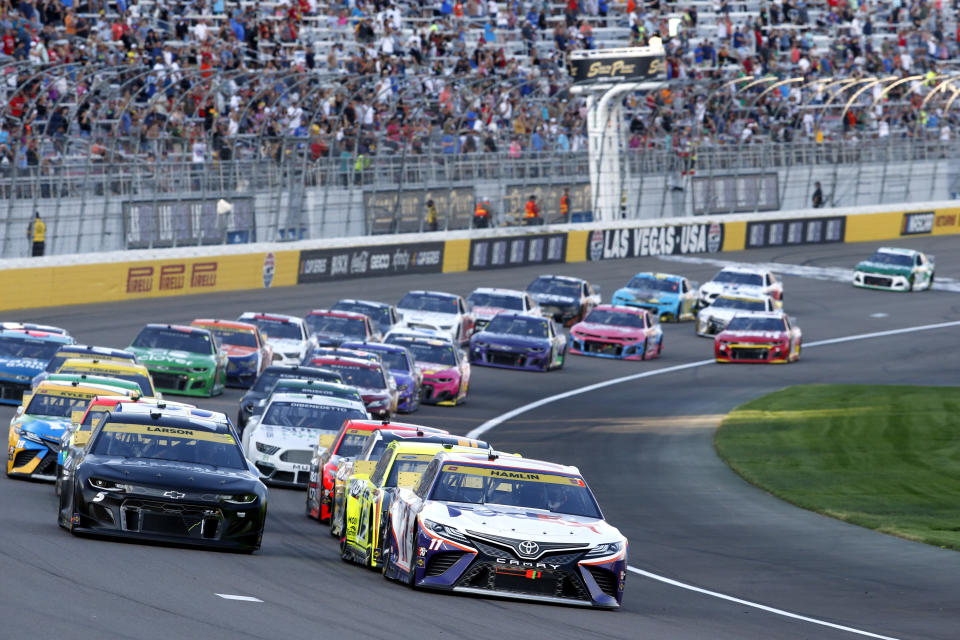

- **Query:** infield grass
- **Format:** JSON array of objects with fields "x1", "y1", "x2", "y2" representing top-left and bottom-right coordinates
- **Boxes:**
[{"x1": 715, "y1": 384, "x2": 960, "y2": 550}]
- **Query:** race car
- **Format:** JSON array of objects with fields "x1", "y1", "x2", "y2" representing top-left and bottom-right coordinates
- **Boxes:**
[
  {"x1": 525, "y1": 275, "x2": 601, "y2": 326},
  {"x1": 53, "y1": 358, "x2": 157, "y2": 398},
  {"x1": 263, "y1": 378, "x2": 363, "y2": 406},
  {"x1": 610, "y1": 272, "x2": 697, "y2": 322},
  {"x1": 237, "y1": 364, "x2": 344, "y2": 432},
  {"x1": 852, "y1": 247, "x2": 935, "y2": 291},
  {"x1": 397, "y1": 290, "x2": 475, "y2": 345},
  {"x1": 338, "y1": 438, "x2": 487, "y2": 569},
  {"x1": 332, "y1": 299, "x2": 402, "y2": 335},
  {"x1": 714, "y1": 311, "x2": 802, "y2": 364},
  {"x1": 58, "y1": 408, "x2": 267, "y2": 552},
  {"x1": 305, "y1": 418, "x2": 448, "y2": 524},
  {"x1": 569, "y1": 305, "x2": 663, "y2": 360},
  {"x1": 242, "y1": 392, "x2": 369, "y2": 487},
  {"x1": 305, "y1": 309, "x2": 382, "y2": 347},
  {"x1": 32, "y1": 344, "x2": 138, "y2": 389},
  {"x1": 237, "y1": 312, "x2": 317, "y2": 366},
  {"x1": 190, "y1": 319, "x2": 272, "y2": 388},
  {"x1": 1, "y1": 322, "x2": 71, "y2": 336},
  {"x1": 128, "y1": 324, "x2": 227, "y2": 397},
  {"x1": 0, "y1": 328, "x2": 73, "y2": 405},
  {"x1": 341, "y1": 341, "x2": 421, "y2": 413},
  {"x1": 697, "y1": 266, "x2": 783, "y2": 309},
  {"x1": 469, "y1": 313, "x2": 567, "y2": 371},
  {"x1": 695, "y1": 294, "x2": 781, "y2": 338},
  {"x1": 7, "y1": 380, "x2": 134, "y2": 481},
  {"x1": 381, "y1": 450, "x2": 628, "y2": 609},
  {"x1": 306, "y1": 346, "x2": 382, "y2": 365},
  {"x1": 385, "y1": 335, "x2": 470, "y2": 406},
  {"x1": 307, "y1": 354, "x2": 398, "y2": 418},
  {"x1": 466, "y1": 288, "x2": 542, "y2": 333}
]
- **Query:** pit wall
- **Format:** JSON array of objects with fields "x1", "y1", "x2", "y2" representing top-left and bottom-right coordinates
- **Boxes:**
[{"x1": 1, "y1": 201, "x2": 958, "y2": 312}]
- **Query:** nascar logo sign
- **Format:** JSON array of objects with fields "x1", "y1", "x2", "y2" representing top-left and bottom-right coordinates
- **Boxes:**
[{"x1": 587, "y1": 223, "x2": 724, "y2": 261}]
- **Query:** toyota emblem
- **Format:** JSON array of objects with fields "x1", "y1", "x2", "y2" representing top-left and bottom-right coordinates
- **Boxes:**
[
  {"x1": 518, "y1": 540, "x2": 539, "y2": 557},
  {"x1": 163, "y1": 491, "x2": 185, "y2": 499}
]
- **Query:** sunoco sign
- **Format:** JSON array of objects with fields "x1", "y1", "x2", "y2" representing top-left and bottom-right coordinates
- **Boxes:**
[{"x1": 587, "y1": 223, "x2": 724, "y2": 261}]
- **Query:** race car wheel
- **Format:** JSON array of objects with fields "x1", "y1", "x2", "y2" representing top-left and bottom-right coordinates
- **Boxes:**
[
  {"x1": 339, "y1": 536, "x2": 352, "y2": 563},
  {"x1": 555, "y1": 344, "x2": 566, "y2": 370},
  {"x1": 928, "y1": 272, "x2": 935, "y2": 290},
  {"x1": 641, "y1": 338, "x2": 650, "y2": 360},
  {"x1": 908, "y1": 275, "x2": 915, "y2": 292}
]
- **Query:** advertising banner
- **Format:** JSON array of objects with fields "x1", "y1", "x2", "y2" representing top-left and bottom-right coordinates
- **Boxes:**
[
  {"x1": 297, "y1": 242, "x2": 444, "y2": 283},
  {"x1": 585, "y1": 222, "x2": 724, "y2": 261},
  {"x1": 569, "y1": 48, "x2": 666, "y2": 86},
  {"x1": 469, "y1": 233, "x2": 567, "y2": 270},
  {"x1": 745, "y1": 216, "x2": 845, "y2": 248},
  {"x1": 900, "y1": 211, "x2": 935, "y2": 236}
]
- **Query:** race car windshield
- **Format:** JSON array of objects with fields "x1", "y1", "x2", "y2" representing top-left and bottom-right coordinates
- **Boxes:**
[
  {"x1": 467, "y1": 292, "x2": 525, "y2": 311},
  {"x1": 485, "y1": 316, "x2": 548, "y2": 338},
  {"x1": 398, "y1": 293, "x2": 458, "y2": 314},
  {"x1": 263, "y1": 401, "x2": 366, "y2": 429},
  {"x1": 250, "y1": 319, "x2": 302, "y2": 340},
  {"x1": 370, "y1": 350, "x2": 410, "y2": 372},
  {"x1": 333, "y1": 302, "x2": 391, "y2": 332},
  {"x1": 401, "y1": 342, "x2": 457, "y2": 366},
  {"x1": 26, "y1": 392, "x2": 93, "y2": 417},
  {"x1": 324, "y1": 364, "x2": 386, "y2": 388},
  {"x1": 252, "y1": 369, "x2": 343, "y2": 393},
  {"x1": 430, "y1": 465, "x2": 602, "y2": 519},
  {"x1": 336, "y1": 431, "x2": 372, "y2": 458},
  {"x1": 0, "y1": 337, "x2": 62, "y2": 361},
  {"x1": 306, "y1": 315, "x2": 367, "y2": 338},
  {"x1": 712, "y1": 271, "x2": 764, "y2": 287},
  {"x1": 92, "y1": 422, "x2": 246, "y2": 468},
  {"x1": 384, "y1": 455, "x2": 433, "y2": 487},
  {"x1": 870, "y1": 251, "x2": 914, "y2": 267},
  {"x1": 527, "y1": 278, "x2": 580, "y2": 297},
  {"x1": 711, "y1": 297, "x2": 767, "y2": 311},
  {"x1": 583, "y1": 309, "x2": 645, "y2": 328},
  {"x1": 131, "y1": 328, "x2": 214, "y2": 355},
  {"x1": 726, "y1": 317, "x2": 787, "y2": 332},
  {"x1": 207, "y1": 328, "x2": 258, "y2": 348},
  {"x1": 626, "y1": 276, "x2": 679, "y2": 292}
]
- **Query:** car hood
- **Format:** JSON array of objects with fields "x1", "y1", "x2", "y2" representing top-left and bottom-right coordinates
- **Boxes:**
[
  {"x1": 84, "y1": 456, "x2": 257, "y2": 491},
  {"x1": 716, "y1": 330, "x2": 789, "y2": 342},
  {"x1": 474, "y1": 332, "x2": 548, "y2": 348},
  {"x1": 855, "y1": 261, "x2": 912, "y2": 275},
  {"x1": 0, "y1": 355, "x2": 48, "y2": 378},
  {"x1": 530, "y1": 293, "x2": 578, "y2": 307},
  {"x1": 359, "y1": 387, "x2": 391, "y2": 400},
  {"x1": 571, "y1": 322, "x2": 645, "y2": 339},
  {"x1": 223, "y1": 344, "x2": 258, "y2": 358},
  {"x1": 130, "y1": 347, "x2": 213, "y2": 367},
  {"x1": 19, "y1": 416, "x2": 70, "y2": 440},
  {"x1": 701, "y1": 282, "x2": 765, "y2": 297},
  {"x1": 612, "y1": 287, "x2": 677, "y2": 303},
  {"x1": 421, "y1": 501, "x2": 621, "y2": 544},
  {"x1": 254, "y1": 424, "x2": 335, "y2": 450},
  {"x1": 268, "y1": 338, "x2": 306, "y2": 354}
]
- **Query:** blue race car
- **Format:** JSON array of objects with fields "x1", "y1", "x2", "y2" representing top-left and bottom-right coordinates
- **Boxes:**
[
  {"x1": 341, "y1": 341, "x2": 422, "y2": 413},
  {"x1": 0, "y1": 329, "x2": 74, "y2": 405},
  {"x1": 469, "y1": 313, "x2": 566, "y2": 372},
  {"x1": 610, "y1": 272, "x2": 697, "y2": 322}
]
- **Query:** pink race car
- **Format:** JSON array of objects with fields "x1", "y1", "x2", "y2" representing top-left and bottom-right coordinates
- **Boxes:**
[
  {"x1": 385, "y1": 335, "x2": 471, "y2": 406},
  {"x1": 569, "y1": 305, "x2": 664, "y2": 360},
  {"x1": 714, "y1": 311, "x2": 802, "y2": 364}
]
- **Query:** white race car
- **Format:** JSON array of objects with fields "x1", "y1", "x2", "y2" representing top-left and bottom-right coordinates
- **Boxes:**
[
  {"x1": 242, "y1": 392, "x2": 368, "y2": 486},
  {"x1": 697, "y1": 266, "x2": 783, "y2": 309},
  {"x1": 466, "y1": 287, "x2": 542, "y2": 332},
  {"x1": 397, "y1": 290, "x2": 475, "y2": 345},
  {"x1": 238, "y1": 312, "x2": 317, "y2": 366},
  {"x1": 695, "y1": 294, "x2": 781, "y2": 337}
]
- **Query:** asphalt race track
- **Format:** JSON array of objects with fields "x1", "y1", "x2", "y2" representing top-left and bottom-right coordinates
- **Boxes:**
[{"x1": 2, "y1": 236, "x2": 959, "y2": 640}]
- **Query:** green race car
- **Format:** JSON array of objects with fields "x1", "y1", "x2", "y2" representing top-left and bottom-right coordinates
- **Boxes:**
[
  {"x1": 852, "y1": 247, "x2": 935, "y2": 292},
  {"x1": 128, "y1": 324, "x2": 227, "y2": 397}
]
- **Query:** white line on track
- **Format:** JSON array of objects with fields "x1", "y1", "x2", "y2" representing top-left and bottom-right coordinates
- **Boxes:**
[
  {"x1": 467, "y1": 319, "x2": 960, "y2": 638},
  {"x1": 215, "y1": 594, "x2": 263, "y2": 602}
]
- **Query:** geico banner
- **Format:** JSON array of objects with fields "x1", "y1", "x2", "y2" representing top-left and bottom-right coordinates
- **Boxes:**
[
  {"x1": 469, "y1": 233, "x2": 567, "y2": 270},
  {"x1": 586, "y1": 223, "x2": 724, "y2": 261},
  {"x1": 297, "y1": 242, "x2": 444, "y2": 283}
]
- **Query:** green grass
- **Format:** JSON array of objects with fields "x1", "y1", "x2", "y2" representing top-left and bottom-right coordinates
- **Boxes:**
[{"x1": 715, "y1": 384, "x2": 960, "y2": 550}]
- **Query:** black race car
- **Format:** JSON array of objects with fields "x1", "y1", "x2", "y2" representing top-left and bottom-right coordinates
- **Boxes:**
[
  {"x1": 236, "y1": 364, "x2": 343, "y2": 432},
  {"x1": 58, "y1": 408, "x2": 268, "y2": 552}
]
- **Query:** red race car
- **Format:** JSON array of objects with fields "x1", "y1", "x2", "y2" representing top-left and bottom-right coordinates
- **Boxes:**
[
  {"x1": 305, "y1": 418, "x2": 447, "y2": 523},
  {"x1": 714, "y1": 311, "x2": 802, "y2": 364}
]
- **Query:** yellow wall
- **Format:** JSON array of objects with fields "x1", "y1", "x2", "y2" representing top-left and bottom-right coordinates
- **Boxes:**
[
  {"x1": 844, "y1": 212, "x2": 903, "y2": 243},
  {"x1": 721, "y1": 221, "x2": 746, "y2": 251},
  {"x1": 566, "y1": 231, "x2": 589, "y2": 263},
  {"x1": 442, "y1": 239, "x2": 471, "y2": 273}
]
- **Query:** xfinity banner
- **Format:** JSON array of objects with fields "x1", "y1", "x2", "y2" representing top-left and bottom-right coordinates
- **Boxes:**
[
  {"x1": 297, "y1": 241, "x2": 444, "y2": 283},
  {"x1": 569, "y1": 47, "x2": 666, "y2": 86},
  {"x1": 587, "y1": 223, "x2": 724, "y2": 261}
]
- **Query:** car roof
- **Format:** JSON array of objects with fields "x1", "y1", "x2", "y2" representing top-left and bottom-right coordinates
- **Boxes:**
[
  {"x1": 876, "y1": 247, "x2": 918, "y2": 255},
  {"x1": 117, "y1": 402, "x2": 229, "y2": 424},
  {"x1": 100, "y1": 410, "x2": 233, "y2": 434},
  {"x1": 263, "y1": 364, "x2": 336, "y2": 375},
  {"x1": 142, "y1": 323, "x2": 213, "y2": 336},
  {"x1": 716, "y1": 265, "x2": 769, "y2": 275},
  {"x1": 32, "y1": 380, "x2": 135, "y2": 397},
  {"x1": 239, "y1": 312, "x2": 303, "y2": 324},
  {"x1": 593, "y1": 304, "x2": 647, "y2": 315},
  {"x1": 438, "y1": 451, "x2": 580, "y2": 475},
  {"x1": 272, "y1": 378, "x2": 357, "y2": 391},
  {"x1": 401, "y1": 290, "x2": 459, "y2": 299},
  {"x1": 54, "y1": 344, "x2": 136, "y2": 359},
  {"x1": 533, "y1": 274, "x2": 583, "y2": 284},
  {"x1": 0, "y1": 329, "x2": 73, "y2": 343},
  {"x1": 59, "y1": 358, "x2": 150, "y2": 374},
  {"x1": 336, "y1": 299, "x2": 392, "y2": 309},
  {"x1": 387, "y1": 440, "x2": 485, "y2": 456},
  {"x1": 310, "y1": 355, "x2": 380, "y2": 369},
  {"x1": 729, "y1": 310, "x2": 786, "y2": 319},
  {"x1": 341, "y1": 341, "x2": 409, "y2": 354},
  {"x1": 1, "y1": 322, "x2": 70, "y2": 335},
  {"x1": 191, "y1": 319, "x2": 258, "y2": 332},
  {"x1": 470, "y1": 287, "x2": 527, "y2": 297},
  {"x1": 490, "y1": 312, "x2": 547, "y2": 321},
  {"x1": 306, "y1": 309, "x2": 369, "y2": 320},
  {"x1": 267, "y1": 392, "x2": 366, "y2": 409},
  {"x1": 714, "y1": 294, "x2": 772, "y2": 303},
  {"x1": 347, "y1": 418, "x2": 448, "y2": 434},
  {"x1": 628, "y1": 271, "x2": 683, "y2": 281},
  {"x1": 47, "y1": 373, "x2": 141, "y2": 389},
  {"x1": 388, "y1": 335, "x2": 455, "y2": 347}
]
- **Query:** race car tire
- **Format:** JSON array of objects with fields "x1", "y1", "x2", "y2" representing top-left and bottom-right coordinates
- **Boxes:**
[
  {"x1": 339, "y1": 536, "x2": 351, "y2": 563},
  {"x1": 908, "y1": 275, "x2": 915, "y2": 292},
  {"x1": 928, "y1": 271, "x2": 935, "y2": 289},
  {"x1": 656, "y1": 336, "x2": 664, "y2": 358},
  {"x1": 555, "y1": 345, "x2": 565, "y2": 370},
  {"x1": 793, "y1": 341, "x2": 802, "y2": 362},
  {"x1": 642, "y1": 338, "x2": 650, "y2": 360}
]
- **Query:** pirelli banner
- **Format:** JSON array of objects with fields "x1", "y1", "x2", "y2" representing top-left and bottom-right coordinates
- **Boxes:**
[
  {"x1": 569, "y1": 46, "x2": 666, "y2": 86},
  {"x1": 297, "y1": 242, "x2": 444, "y2": 283},
  {"x1": 584, "y1": 221, "x2": 726, "y2": 261}
]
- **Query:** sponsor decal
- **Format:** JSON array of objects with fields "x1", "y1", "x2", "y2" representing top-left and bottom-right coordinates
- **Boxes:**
[
  {"x1": 901, "y1": 211, "x2": 935, "y2": 235},
  {"x1": 935, "y1": 213, "x2": 957, "y2": 228},
  {"x1": 126, "y1": 262, "x2": 220, "y2": 294},
  {"x1": 588, "y1": 230, "x2": 604, "y2": 262},
  {"x1": 127, "y1": 267, "x2": 154, "y2": 294},
  {"x1": 162, "y1": 490, "x2": 185, "y2": 499},
  {"x1": 297, "y1": 242, "x2": 444, "y2": 284},
  {"x1": 588, "y1": 223, "x2": 725, "y2": 261},
  {"x1": 190, "y1": 263, "x2": 218, "y2": 288},
  {"x1": 470, "y1": 233, "x2": 567, "y2": 270},
  {"x1": 495, "y1": 558, "x2": 561, "y2": 570},
  {"x1": 102, "y1": 423, "x2": 236, "y2": 444},
  {"x1": 569, "y1": 50, "x2": 666, "y2": 85},
  {"x1": 745, "y1": 216, "x2": 845, "y2": 248},
  {"x1": 263, "y1": 253, "x2": 276, "y2": 288}
]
